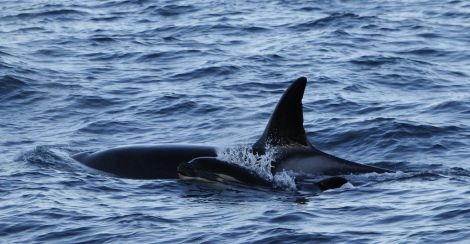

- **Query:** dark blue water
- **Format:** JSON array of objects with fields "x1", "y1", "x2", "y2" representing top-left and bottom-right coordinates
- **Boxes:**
[{"x1": 1, "y1": 0, "x2": 469, "y2": 242}]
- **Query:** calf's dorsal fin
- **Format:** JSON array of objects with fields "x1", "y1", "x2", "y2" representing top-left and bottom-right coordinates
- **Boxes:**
[{"x1": 253, "y1": 77, "x2": 313, "y2": 152}]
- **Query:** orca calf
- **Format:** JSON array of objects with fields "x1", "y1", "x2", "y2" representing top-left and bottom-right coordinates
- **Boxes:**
[
  {"x1": 73, "y1": 77, "x2": 392, "y2": 183},
  {"x1": 178, "y1": 157, "x2": 349, "y2": 192},
  {"x1": 178, "y1": 157, "x2": 272, "y2": 188}
]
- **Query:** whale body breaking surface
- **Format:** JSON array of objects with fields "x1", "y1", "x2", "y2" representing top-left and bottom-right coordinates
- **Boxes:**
[{"x1": 73, "y1": 77, "x2": 393, "y2": 190}]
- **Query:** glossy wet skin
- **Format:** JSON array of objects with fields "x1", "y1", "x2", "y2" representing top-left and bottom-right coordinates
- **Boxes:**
[
  {"x1": 73, "y1": 145, "x2": 216, "y2": 179},
  {"x1": 178, "y1": 157, "x2": 350, "y2": 192},
  {"x1": 73, "y1": 77, "x2": 393, "y2": 180},
  {"x1": 177, "y1": 157, "x2": 272, "y2": 187},
  {"x1": 274, "y1": 147, "x2": 393, "y2": 176}
]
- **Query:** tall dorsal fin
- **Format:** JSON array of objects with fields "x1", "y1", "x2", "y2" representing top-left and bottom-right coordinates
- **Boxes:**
[{"x1": 253, "y1": 77, "x2": 312, "y2": 152}]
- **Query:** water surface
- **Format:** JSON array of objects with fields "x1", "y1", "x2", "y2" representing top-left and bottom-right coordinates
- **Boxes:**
[{"x1": 1, "y1": 0, "x2": 469, "y2": 243}]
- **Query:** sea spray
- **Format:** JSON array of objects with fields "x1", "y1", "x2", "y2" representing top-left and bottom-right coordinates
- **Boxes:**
[{"x1": 217, "y1": 145, "x2": 297, "y2": 190}]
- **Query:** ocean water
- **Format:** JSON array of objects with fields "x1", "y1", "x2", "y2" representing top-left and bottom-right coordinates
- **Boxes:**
[{"x1": 1, "y1": 0, "x2": 469, "y2": 243}]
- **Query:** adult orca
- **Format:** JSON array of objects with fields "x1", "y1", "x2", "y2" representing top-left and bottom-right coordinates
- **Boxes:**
[
  {"x1": 251, "y1": 76, "x2": 392, "y2": 176},
  {"x1": 73, "y1": 145, "x2": 216, "y2": 179},
  {"x1": 73, "y1": 77, "x2": 392, "y2": 181}
]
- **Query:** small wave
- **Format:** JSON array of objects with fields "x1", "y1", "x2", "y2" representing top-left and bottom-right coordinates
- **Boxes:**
[
  {"x1": 242, "y1": 26, "x2": 271, "y2": 32},
  {"x1": 34, "y1": 48, "x2": 78, "y2": 58},
  {"x1": 395, "y1": 47, "x2": 465, "y2": 62},
  {"x1": 69, "y1": 94, "x2": 122, "y2": 109},
  {"x1": 399, "y1": 47, "x2": 442, "y2": 56},
  {"x1": 135, "y1": 50, "x2": 203, "y2": 63},
  {"x1": 268, "y1": 211, "x2": 318, "y2": 223},
  {"x1": 134, "y1": 95, "x2": 226, "y2": 120},
  {"x1": 349, "y1": 55, "x2": 403, "y2": 66},
  {"x1": 171, "y1": 65, "x2": 240, "y2": 80},
  {"x1": 5, "y1": 9, "x2": 88, "y2": 20},
  {"x1": 90, "y1": 16, "x2": 122, "y2": 22},
  {"x1": 426, "y1": 100, "x2": 469, "y2": 114},
  {"x1": 144, "y1": 4, "x2": 197, "y2": 16},
  {"x1": 19, "y1": 145, "x2": 80, "y2": 173},
  {"x1": 13, "y1": 27, "x2": 46, "y2": 33},
  {"x1": 86, "y1": 52, "x2": 138, "y2": 61},
  {"x1": 0, "y1": 75, "x2": 27, "y2": 95},
  {"x1": 253, "y1": 229, "x2": 336, "y2": 243},
  {"x1": 104, "y1": 213, "x2": 178, "y2": 224},
  {"x1": 433, "y1": 208, "x2": 470, "y2": 221},
  {"x1": 0, "y1": 50, "x2": 13, "y2": 57},
  {"x1": 417, "y1": 32, "x2": 441, "y2": 38},
  {"x1": 345, "y1": 171, "x2": 409, "y2": 185},
  {"x1": 89, "y1": 36, "x2": 116, "y2": 43},
  {"x1": 382, "y1": 122, "x2": 462, "y2": 139},
  {"x1": 309, "y1": 96, "x2": 363, "y2": 113},
  {"x1": 156, "y1": 100, "x2": 198, "y2": 114},
  {"x1": 292, "y1": 12, "x2": 376, "y2": 30},
  {"x1": 296, "y1": 6, "x2": 322, "y2": 12},
  {"x1": 442, "y1": 167, "x2": 470, "y2": 178},
  {"x1": 35, "y1": 226, "x2": 91, "y2": 242},
  {"x1": 223, "y1": 81, "x2": 287, "y2": 94},
  {"x1": 247, "y1": 54, "x2": 285, "y2": 63},
  {"x1": 78, "y1": 120, "x2": 147, "y2": 134},
  {"x1": 342, "y1": 84, "x2": 368, "y2": 93},
  {"x1": 317, "y1": 117, "x2": 463, "y2": 148},
  {"x1": 377, "y1": 214, "x2": 423, "y2": 225}
]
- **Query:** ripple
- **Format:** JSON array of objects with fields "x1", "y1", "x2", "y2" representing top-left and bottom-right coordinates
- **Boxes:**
[
  {"x1": 19, "y1": 145, "x2": 80, "y2": 173},
  {"x1": 292, "y1": 12, "x2": 377, "y2": 30},
  {"x1": 254, "y1": 228, "x2": 336, "y2": 243},
  {"x1": 268, "y1": 211, "x2": 318, "y2": 223},
  {"x1": 434, "y1": 208, "x2": 470, "y2": 221},
  {"x1": 78, "y1": 120, "x2": 147, "y2": 134},
  {"x1": 145, "y1": 4, "x2": 197, "y2": 16},
  {"x1": 36, "y1": 227, "x2": 91, "y2": 242},
  {"x1": 135, "y1": 49, "x2": 203, "y2": 62},
  {"x1": 0, "y1": 75, "x2": 27, "y2": 95},
  {"x1": 5, "y1": 9, "x2": 89, "y2": 20},
  {"x1": 86, "y1": 52, "x2": 138, "y2": 61},
  {"x1": 34, "y1": 48, "x2": 78, "y2": 57},
  {"x1": 426, "y1": 100, "x2": 469, "y2": 114},
  {"x1": 69, "y1": 94, "x2": 122, "y2": 109},
  {"x1": 0, "y1": 0, "x2": 469, "y2": 242},
  {"x1": 312, "y1": 117, "x2": 464, "y2": 158},
  {"x1": 1, "y1": 221, "x2": 50, "y2": 236},
  {"x1": 350, "y1": 55, "x2": 403, "y2": 66},
  {"x1": 171, "y1": 65, "x2": 241, "y2": 80},
  {"x1": 89, "y1": 36, "x2": 117, "y2": 43},
  {"x1": 223, "y1": 81, "x2": 286, "y2": 93},
  {"x1": 104, "y1": 213, "x2": 178, "y2": 224},
  {"x1": 398, "y1": 47, "x2": 444, "y2": 56}
]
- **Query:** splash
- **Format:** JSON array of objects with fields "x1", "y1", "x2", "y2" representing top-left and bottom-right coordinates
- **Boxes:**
[
  {"x1": 216, "y1": 145, "x2": 298, "y2": 191},
  {"x1": 272, "y1": 170, "x2": 297, "y2": 191}
]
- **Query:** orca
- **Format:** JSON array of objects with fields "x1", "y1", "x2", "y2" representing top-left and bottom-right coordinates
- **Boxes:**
[
  {"x1": 250, "y1": 76, "x2": 392, "y2": 176},
  {"x1": 178, "y1": 157, "x2": 272, "y2": 187},
  {"x1": 178, "y1": 157, "x2": 349, "y2": 192},
  {"x1": 73, "y1": 77, "x2": 392, "y2": 183},
  {"x1": 73, "y1": 145, "x2": 216, "y2": 179}
]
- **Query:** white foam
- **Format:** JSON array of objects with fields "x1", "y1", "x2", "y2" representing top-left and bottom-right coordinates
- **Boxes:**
[
  {"x1": 273, "y1": 170, "x2": 297, "y2": 191},
  {"x1": 216, "y1": 145, "x2": 298, "y2": 190}
]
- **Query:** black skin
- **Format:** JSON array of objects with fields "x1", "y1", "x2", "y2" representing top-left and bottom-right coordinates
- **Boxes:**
[
  {"x1": 178, "y1": 157, "x2": 272, "y2": 187},
  {"x1": 178, "y1": 157, "x2": 349, "y2": 191},
  {"x1": 73, "y1": 77, "x2": 393, "y2": 181},
  {"x1": 73, "y1": 145, "x2": 216, "y2": 179}
]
